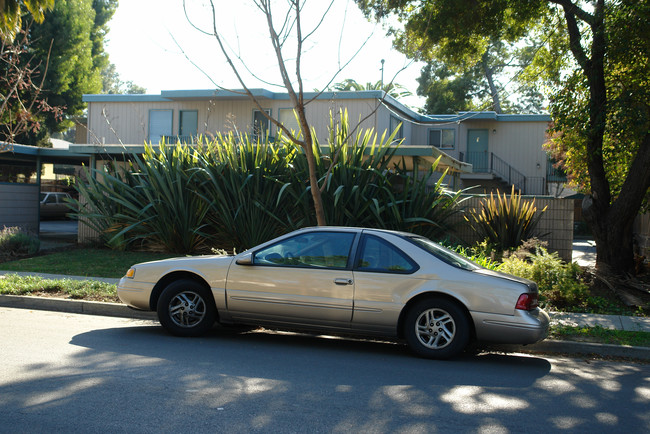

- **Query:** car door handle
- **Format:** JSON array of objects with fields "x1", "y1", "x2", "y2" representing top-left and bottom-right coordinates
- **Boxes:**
[{"x1": 334, "y1": 278, "x2": 353, "y2": 285}]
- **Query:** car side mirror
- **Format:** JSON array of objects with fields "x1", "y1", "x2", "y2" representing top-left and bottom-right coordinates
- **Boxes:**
[{"x1": 235, "y1": 252, "x2": 253, "y2": 265}]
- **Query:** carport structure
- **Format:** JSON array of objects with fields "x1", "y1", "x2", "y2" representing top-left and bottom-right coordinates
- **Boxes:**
[{"x1": 0, "y1": 143, "x2": 91, "y2": 236}]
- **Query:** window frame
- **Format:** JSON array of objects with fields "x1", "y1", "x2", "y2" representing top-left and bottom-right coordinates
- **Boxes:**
[
  {"x1": 428, "y1": 128, "x2": 455, "y2": 150},
  {"x1": 354, "y1": 234, "x2": 419, "y2": 274},
  {"x1": 252, "y1": 231, "x2": 357, "y2": 270},
  {"x1": 179, "y1": 110, "x2": 198, "y2": 137},
  {"x1": 390, "y1": 115, "x2": 404, "y2": 142},
  {"x1": 148, "y1": 109, "x2": 173, "y2": 144},
  {"x1": 252, "y1": 109, "x2": 272, "y2": 141}
]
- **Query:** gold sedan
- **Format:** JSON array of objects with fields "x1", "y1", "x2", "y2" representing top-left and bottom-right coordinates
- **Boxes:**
[{"x1": 118, "y1": 227, "x2": 549, "y2": 359}]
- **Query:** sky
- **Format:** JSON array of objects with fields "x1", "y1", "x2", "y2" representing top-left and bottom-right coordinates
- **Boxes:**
[{"x1": 104, "y1": 0, "x2": 426, "y2": 108}]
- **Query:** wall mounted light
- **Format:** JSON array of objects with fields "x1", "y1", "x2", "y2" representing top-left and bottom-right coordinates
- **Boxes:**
[
  {"x1": 492, "y1": 129, "x2": 497, "y2": 134},
  {"x1": 536, "y1": 163, "x2": 541, "y2": 169}
]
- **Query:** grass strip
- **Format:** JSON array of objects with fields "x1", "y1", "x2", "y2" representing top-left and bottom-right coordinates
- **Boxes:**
[
  {"x1": 551, "y1": 324, "x2": 650, "y2": 347},
  {"x1": 0, "y1": 274, "x2": 118, "y2": 303},
  {"x1": 0, "y1": 248, "x2": 178, "y2": 278}
]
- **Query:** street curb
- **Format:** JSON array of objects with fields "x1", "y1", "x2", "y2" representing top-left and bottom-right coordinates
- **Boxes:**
[
  {"x1": 487, "y1": 340, "x2": 650, "y2": 361},
  {"x1": 0, "y1": 294, "x2": 157, "y2": 321},
  {"x1": 1, "y1": 294, "x2": 649, "y2": 361}
]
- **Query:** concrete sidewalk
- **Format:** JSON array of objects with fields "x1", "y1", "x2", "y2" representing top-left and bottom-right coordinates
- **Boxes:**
[{"x1": 1, "y1": 270, "x2": 649, "y2": 360}]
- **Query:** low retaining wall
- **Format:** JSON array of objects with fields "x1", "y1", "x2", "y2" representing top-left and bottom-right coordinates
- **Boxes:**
[{"x1": 451, "y1": 195, "x2": 574, "y2": 262}]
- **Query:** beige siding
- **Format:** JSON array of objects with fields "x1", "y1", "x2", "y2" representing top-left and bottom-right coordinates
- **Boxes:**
[
  {"x1": 0, "y1": 183, "x2": 39, "y2": 233},
  {"x1": 411, "y1": 120, "x2": 551, "y2": 181},
  {"x1": 86, "y1": 97, "x2": 387, "y2": 146},
  {"x1": 463, "y1": 121, "x2": 550, "y2": 178}
]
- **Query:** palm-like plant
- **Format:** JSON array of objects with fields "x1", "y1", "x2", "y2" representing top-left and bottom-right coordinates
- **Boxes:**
[
  {"x1": 465, "y1": 185, "x2": 548, "y2": 252},
  {"x1": 331, "y1": 79, "x2": 413, "y2": 100},
  {"x1": 195, "y1": 133, "x2": 303, "y2": 251},
  {"x1": 73, "y1": 144, "x2": 210, "y2": 253}
]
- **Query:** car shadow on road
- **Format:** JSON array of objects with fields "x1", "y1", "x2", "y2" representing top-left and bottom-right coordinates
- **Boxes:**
[{"x1": 69, "y1": 323, "x2": 552, "y2": 388}]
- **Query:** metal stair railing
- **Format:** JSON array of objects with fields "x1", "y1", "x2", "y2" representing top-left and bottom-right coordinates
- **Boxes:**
[{"x1": 491, "y1": 153, "x2": 526, "y2": 193}]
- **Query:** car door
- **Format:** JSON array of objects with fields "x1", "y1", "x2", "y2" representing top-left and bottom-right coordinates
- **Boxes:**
[
  {"x1": 225, "y1": 230, "x2": 357, "y2": 327},
  {"x1": 351, "y1": 233, "x2": 423, "y2": 334}
]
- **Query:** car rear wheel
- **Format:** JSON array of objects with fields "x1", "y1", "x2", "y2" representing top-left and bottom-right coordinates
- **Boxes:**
[
  {"x1": 404, "y1": 297, "x2": 470, "y2": 359},
  {"x1": 157, "y1": 279, "x2": 216, "y2": 337}
]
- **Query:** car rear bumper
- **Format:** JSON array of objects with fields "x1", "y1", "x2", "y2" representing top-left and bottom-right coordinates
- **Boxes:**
[{"x1": 471, "y1": 308, "x2": 550, "y2": 345}]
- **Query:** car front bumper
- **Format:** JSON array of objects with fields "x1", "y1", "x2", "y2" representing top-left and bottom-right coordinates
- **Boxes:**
[{"x1": 117, "y1": 277, "x2": 154, "y2": 311}]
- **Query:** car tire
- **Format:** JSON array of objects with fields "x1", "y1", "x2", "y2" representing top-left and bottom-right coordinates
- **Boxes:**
[
  {"x1": 157, "y1": 279, "x2": 216, "y2": 337},
  {"x1": 403, "y1": 297, "x2": 470, "y2": 359}
]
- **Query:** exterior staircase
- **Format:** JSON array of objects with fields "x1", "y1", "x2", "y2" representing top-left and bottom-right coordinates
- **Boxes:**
[{"x1": 460, "y1": 151, "x2": 549, "y2": 195}]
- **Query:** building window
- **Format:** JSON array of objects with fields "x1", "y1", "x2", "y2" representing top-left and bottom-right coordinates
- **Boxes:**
[
  {"x1": 278, "y1": 108, "x2": 300, "y2": 136},
  {"x1": 179, "y1": 110, "x2": 198, "y2": 138},
  {"x1": 149, "y1": 110, "x2": 173, "y2": 143},
  {"x1": 390, "y1": 115, "x2": 403, "y2": 142},
  {"x1": 428, "y1": 129, "x2": 455, "y2": 149},
  {"x1": 253, "y1": 109, "x2": 271, "y2": 141}
]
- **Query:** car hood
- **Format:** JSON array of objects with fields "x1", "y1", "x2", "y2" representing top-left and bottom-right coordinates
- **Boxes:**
[{"x1": 472, "y1": 268, "x2": 538, "y2": 292}]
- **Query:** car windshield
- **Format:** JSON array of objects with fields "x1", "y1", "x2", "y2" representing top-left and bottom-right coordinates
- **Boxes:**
[{"x1": 408, "y1": 236, "x2": 480, "y2": 271}]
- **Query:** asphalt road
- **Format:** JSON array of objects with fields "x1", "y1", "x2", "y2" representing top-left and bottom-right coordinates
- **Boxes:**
[{"x1": 1, "y1": 307, "x2": 648, "y2": 433}]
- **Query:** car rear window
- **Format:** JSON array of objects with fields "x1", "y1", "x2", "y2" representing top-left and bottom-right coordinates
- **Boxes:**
[{"x1": 408, "y1": 236, "x2": 480, "y2": 271}]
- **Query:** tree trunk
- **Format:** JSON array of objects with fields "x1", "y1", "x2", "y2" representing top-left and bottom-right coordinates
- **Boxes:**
[
  {"x1": 302, "y1": 139, "x2": 327, "y2": 226},
  {"x1": 583, "y1": 196, "x2": 635, "y2": 274},
  {"x1": 481, "y1": 51, "x2": 502, "y2": 114}
]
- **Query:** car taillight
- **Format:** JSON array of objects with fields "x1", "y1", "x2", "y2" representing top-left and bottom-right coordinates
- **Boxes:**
[{"x1": 516, "y1": 293, "x2": 538, "y2": 310}]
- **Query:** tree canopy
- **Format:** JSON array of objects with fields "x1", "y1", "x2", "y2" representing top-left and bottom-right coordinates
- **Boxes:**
[
  {"x1": 25, "y1": 0, "x2": 117, "y2": 138},
  {"x1": 357, "y1": 0, "x2": 650, "y2": 274},
  {"x1": 356, "y1": 0, "x2": 548, "y2": 114},
  {"x1": 0, "y1": 0, "x2": 54, "y2": 41},
  {"x1": 101, "y1": 63, "x2": 147, "y2": 94}
]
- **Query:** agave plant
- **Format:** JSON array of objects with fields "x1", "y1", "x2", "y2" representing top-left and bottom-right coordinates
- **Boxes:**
[
  {"x1": 73, "y1": 143, "x2": 211, "y2": 253},
  {"x1": 195, "y1": 132, "x2": 303, "y2": 251},
  {"x1": 380, "y1": 158, "x2": 466, "y2": 240},
  {"x1": 73, "y1": 110, "x2": 466, "y2": 254},
  {"x1": 465, "y1": 185, "x2": 548, "y2": 252}
]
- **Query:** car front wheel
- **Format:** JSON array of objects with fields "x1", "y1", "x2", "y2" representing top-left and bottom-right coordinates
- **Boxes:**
[
  {"x1": 404, "y1": 297, "x2": 470, "y2": 359},
  {"x1": 157, "y1": 279, "x2": 216, "y2": 337}
]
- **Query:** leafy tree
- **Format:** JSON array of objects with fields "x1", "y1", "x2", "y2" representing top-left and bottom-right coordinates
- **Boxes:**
[
  {"x1": 356, "y1": 1, "x2": 546, "y2": 114},
  {"x1": 102, "y1": 63, "x2": 147, "y2": 94},
  {"x1": 330, "y1": 78, "x2": 412, "y2": 100},
  {"x1": 15, "y1": 0, "x2": 117, "y2": 144},
  {"x1": 0, "y1": 0, "x2": 53, "y2": 41},
  {"x1": 416, "y1": 61, "x2": 482, "y2": 114},
  {"x1": 357, "y1": 0, "x2": 650, "y2": 274}
]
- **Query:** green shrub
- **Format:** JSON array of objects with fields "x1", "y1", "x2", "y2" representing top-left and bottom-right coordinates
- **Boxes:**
[
  {"x1": 290, "y1": 109, "x2": 465, "y2": 240},
  {"x1": 465, "y1": 186, "x2": 547, "y2": 253},
  {"x1": 450, "y1": 244, "x2": 501, "y2": 270},
  {"x1": 0, "y1": 226, "x2": 40, "y2": 256},
  {"x1": 196, "y1": 133, "x2": 302, "y2": 251},
  {"x1": 499, "y1": 247, "x2": 593, "y2": 311},
  {"x1": 73, "y1": 144, "x2": 210, "y2": 254}
]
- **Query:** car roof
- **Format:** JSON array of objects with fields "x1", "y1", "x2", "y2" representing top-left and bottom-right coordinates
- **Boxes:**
[{"x1": 296, "y1": 226, "x2": 416, "y2": 238}]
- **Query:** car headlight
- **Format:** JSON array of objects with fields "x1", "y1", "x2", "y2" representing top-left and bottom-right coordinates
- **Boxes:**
[{"x1": 125, "y1": 268, "x2": 136, "y2": 279}]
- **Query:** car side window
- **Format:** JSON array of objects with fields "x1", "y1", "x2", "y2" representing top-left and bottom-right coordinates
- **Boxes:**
[
  {"x1": 356, "y1": 235, "x2": 417, "y2": 274},
  {"x1": 254, "y1": 232, "x2": 356, "y2": 269}
]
